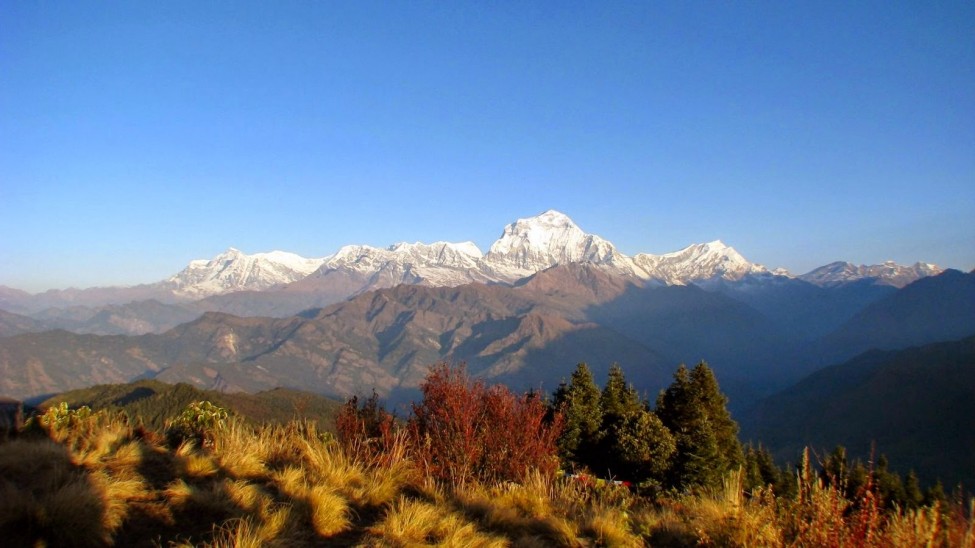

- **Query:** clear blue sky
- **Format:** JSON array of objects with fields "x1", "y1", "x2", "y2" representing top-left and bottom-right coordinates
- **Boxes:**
[{"x1": 2, "y1": 1, "x2": 973, "y2": 292}]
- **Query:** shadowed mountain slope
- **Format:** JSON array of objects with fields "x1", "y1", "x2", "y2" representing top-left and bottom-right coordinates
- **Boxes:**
[
  {"x1": 740, "y1": 336, "x2": 975, "y2": 488},
  {"x1": 813, "y1": 269, "x2": 975, "y2": 366}
]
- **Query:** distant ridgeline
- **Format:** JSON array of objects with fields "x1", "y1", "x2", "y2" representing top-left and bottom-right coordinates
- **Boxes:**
[
  {"x1": 34, "y1": 380, "x2": 344, "y2": 432},
  {"x1": 740, "y1": 335, "x2": 975, "y2": 490}
]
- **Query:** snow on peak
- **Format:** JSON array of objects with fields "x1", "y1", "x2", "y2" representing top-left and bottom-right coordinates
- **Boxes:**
[
  {"x1": 632, "y1": 241, "x2": 768, "y2": 284},
  {"x1": 799, "y1": 260, "x2": 943, "y2": 288},
  {"x1": 387, "y1": 241, "x2": 483, "y2": 259},
  {"x1": 168, "y1": 248, "x2": 327, "y2": 297},
  {"x1": 312, "y1": 239, "x2": 487, "y2": 288},
  {"x1": 155, "y1": 209, "x2": 944, "y2": 299},
  {"x1": 484, "y1": 210, "x2": 630, "y2": 278}
]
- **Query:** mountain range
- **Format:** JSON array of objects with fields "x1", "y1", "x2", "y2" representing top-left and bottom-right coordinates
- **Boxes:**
[
  {"x1": 0, "y1": 211, "x2": 968, "y2": 405},
  {"x1": 0, "y1": 210, "x2": 945, "y2": 337},
  {"x1": 2, "y1": 210, "x2": 972, "y2": 486}
]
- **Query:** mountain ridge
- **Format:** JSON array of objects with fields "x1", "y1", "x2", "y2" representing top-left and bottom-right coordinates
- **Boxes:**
[{"x1": 1, "y1": 211, "x2": 944, "y2": 315}]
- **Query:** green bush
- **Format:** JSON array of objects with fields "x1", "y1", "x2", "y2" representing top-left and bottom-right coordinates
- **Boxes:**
[
  {"x1": 165, "y1": 400, "x2": 229, "y2": 448},
  {"x1": 28, "y1": 402, "x2": 95, "y2": 434}
]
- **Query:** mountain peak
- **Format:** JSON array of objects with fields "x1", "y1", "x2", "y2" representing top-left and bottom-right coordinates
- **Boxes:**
[
  {"x1": 168, "y1": 248, "x2": 327, "y2": 298},
  {"x1": 632, "y1": 240, "x2": 767, "y2": 284},
  {"x1": 531, "y1": 209, "x2": 576, "y2": 225},
  {"x1": 219, "y1": 247, "x2": 244, "y2": 258},
  {"x1": 484, "y1": 211, "x2": 625, "y2": 278},
  {"x1": 799, "y1": 261, "x2": 944, "y2": 288}
]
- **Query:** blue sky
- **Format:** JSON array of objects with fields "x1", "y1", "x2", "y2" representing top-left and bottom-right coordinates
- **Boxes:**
[{"x1": 1, "y1": 1, "x2": 973, "y2": 292}]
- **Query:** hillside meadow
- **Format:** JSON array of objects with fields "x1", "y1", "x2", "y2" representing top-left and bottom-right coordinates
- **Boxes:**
[{"x1": 2, "y1": 364, "x2": 973, "y2": 547}]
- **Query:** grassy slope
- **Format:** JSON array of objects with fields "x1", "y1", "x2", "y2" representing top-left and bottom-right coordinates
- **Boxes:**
[{"x1": 1, "y1": 409, "x2": 972, "y2": 547}]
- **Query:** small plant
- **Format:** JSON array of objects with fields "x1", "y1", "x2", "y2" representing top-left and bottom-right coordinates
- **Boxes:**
[
  {"x1": 35, "y1": 402, "x2": 93, "y2": 431},
  {"x1": 166, "y1": 401, "x2": 230, "y2": 448}
]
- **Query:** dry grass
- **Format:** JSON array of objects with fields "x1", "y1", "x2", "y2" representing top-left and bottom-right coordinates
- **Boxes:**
[
  {"x1": 2, "y1": 411, "x2": 972, "y2": 547},
  {"x1": 368, "y1": 495, "x2": 508, "y2": 547}
]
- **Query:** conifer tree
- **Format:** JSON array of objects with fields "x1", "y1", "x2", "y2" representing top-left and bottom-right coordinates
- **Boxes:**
[
  {"x1": 597, "y1": 363, "x2": 674, "y2": 486},
  {"x1": 655, "y1": 362, "x2": 743, "y2": 491},
  {"x1": 607, "y1": 406, "x2": 675, "y2": 487},
  {"x1": 689, "y1": 362, "x2": 742, "y2": 472},
  {"x1": 552, "y1": 363, "x2": 603, "y2": 467},
  {"x1": 743, "y1": 444, "x2": 785, "y2": 494},
  {"x1": 903, "y1": 471, "x2": 923, "y2": 509},
  {"x1": 600, "y1": 363, "x2": 643, "y2": 420}
]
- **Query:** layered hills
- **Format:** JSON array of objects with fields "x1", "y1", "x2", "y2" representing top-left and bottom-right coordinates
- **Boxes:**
[
  {"x1": 740, "y1": 336, "x2": 975, "y2": 488},
  {"x1": 2, "y1": 210, "x2": 971, "y2": 489},
  {"x1": 2, "y1": 265, "x2": 971, "y2": 413},
  {"x1": 0, "y1": 210, "x2": 967, "y2": 411}
]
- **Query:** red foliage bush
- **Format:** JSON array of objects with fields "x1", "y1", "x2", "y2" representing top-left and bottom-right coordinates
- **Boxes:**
[
  {"x1": 407, "y1": 362, "x2": 563, "y2": 485},
  {"x1": 336, "y1": 390, "x2": 396, "y2": 462}
]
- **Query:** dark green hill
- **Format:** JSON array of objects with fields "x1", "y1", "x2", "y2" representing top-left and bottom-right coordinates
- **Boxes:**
[
  {"x1": 740, "y1": 335, "x2": 975, "y2": 488},
  {"x1": 815, "y1": 269, "x2": 975, "y2": 365},
  {"x1": 37, "y1": 380, "x2": 345, "y2": 432}
]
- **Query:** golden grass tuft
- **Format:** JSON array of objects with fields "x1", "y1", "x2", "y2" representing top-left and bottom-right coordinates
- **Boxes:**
[
  {"x1": 451, "y1": 474, "x2": 581, "y2": 546},
  {"x1": 206, "y1": 518, "x2": 268, "y2": 548},
  {"x1": 882, "y1": 502, "x2": 943, "y2": 547},
  {"x1": 369, "y1": 496, "x2": 507, "y2": 547},
  {"x1": 176, "y1": 441, "x2": 220, "y2": 479},
  {"x1": 307, "y1": 484, "x2": 352, "y2": 537},
  {"x1": 223, "y1": 479, "x2": 273, "y2": 515},
  {"x1": 213, "y1": 421, "x2": 269, "y2": 479},
  {"x1": 164, "y1": 478, "x2": 195, "y2": 507}
]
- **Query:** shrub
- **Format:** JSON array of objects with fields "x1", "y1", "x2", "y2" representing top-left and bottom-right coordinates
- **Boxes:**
[
  {"x1": 165, "y1": 401, "x2": 229, "y2": 448},
  {"x1": 408, "y1": 363, "x2": 563, "y2": 485},
  {"x1": 335, "y1": 390, "x2": 396, "y2": 463},
  {"x1": 34, "y1": 401, "x2": 93, "y2": 432}
]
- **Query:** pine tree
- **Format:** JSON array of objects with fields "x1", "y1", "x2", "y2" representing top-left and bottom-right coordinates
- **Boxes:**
[
  {"x1": 743, "y1": 444, "x2": 785, "y2": 494},
  {"x1": 608, "y1": 408, "x2": 675, "y2": 488},
  {"x1": 689, "y1": 362, "x2": 742, "y2": 473},
  {"x1": 655, "y1": 362, "x2": 743, "y2": 491},
  {"x1": 596, "y1": 364, "x2": 674, "y2": 486},
  {"x1": 904, "y1": 470, "x2": 923, "y2": 509},
  {"x1": 552, "y1": 363, "x2": 603, "y2": 468},
  {"x1": 600, "y1": 363, "x2": 642, "y2": 420}
]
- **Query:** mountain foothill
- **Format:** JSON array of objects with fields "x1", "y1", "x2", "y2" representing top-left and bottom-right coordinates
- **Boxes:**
[{"x1": 1, "y1": 210, "x2": 973, "y2": 486}]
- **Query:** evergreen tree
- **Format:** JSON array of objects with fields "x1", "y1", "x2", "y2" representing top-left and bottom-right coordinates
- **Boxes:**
[
  {"x1": 655, "y1": 362, "x2": 743, "y2": 491},
  {"x1": 874, "y1": 454, "x2": 907, "y2": 509},
  {"x1": 743, "y1": 444, "x2": 785, "y2": 494},
  {"x1": 903, "y1": 470, "x2": 924, "y2": 509},
  {"x1": 689, "y1": 362, "x2": 742, "y2": 472},
  {"x1": 608, "y1": 408, "x2": 675, "y2": 488},
  {"x1": 596, "y1": 364, "x2": 674, "y2": 486},
  {"x1": 600, "y1": 363, "x2": 642, "y2": 420},
  {"x1": 552, "y1": 363, "x2": 603, "y2": 468}
]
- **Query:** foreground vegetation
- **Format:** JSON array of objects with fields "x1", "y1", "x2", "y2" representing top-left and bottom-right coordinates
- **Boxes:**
[{"x1": 1, "y1": 363, "x2": 972, "y2": 546}]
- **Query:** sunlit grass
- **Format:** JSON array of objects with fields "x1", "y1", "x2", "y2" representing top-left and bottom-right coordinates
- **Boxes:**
[{"x1": 2, "y1": 410, "x2": 972, "y2": 547}]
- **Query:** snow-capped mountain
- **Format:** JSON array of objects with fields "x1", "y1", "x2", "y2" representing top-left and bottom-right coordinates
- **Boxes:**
[
  {"x1": 481, "y1": 210, "x2": 642, "y2": 280},
  {"x1": 312, "y1": 241, "x2": 491, "y2": 288},
  {"x1": 166, "y1": 211, "x2": 774, "y2": 299},
  {"x1": 633, "y1": 240, "x2": 769, "y2": 285},
  {"x1": 798, "y1": 261, "x2": 943, "y2": 288},
  {"x1": 119, "y1": 210, "x2": 944, "y2": 302},
  {"x1": 168, "y1": 248, "x2": 327, "y2": 298}
]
